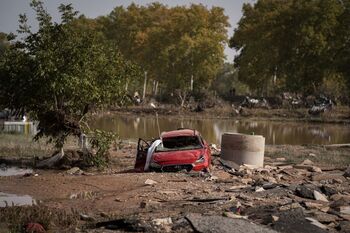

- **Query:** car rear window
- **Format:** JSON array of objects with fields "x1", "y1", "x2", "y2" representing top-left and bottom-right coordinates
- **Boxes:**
[{"x1": 156, "y1": 136, "x2": 202, "y2": 152}]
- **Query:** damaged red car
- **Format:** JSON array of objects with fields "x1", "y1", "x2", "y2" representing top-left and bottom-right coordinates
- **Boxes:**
[{"x1": 134, "y1": 129, "x2": 211, "y2": 172}]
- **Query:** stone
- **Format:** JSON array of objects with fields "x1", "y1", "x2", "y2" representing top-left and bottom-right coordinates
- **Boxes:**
[
  {"x1": 302, "y1": 159, "x2": 314, "y2": 165},
  {"x1": 313, "y1": 212, "x2": 340, "y2": 223},
  {"x1": 186, "y1": 213, "x2": 278, "y2": 233},
  {"x1": 152, "y1": 217, "x2": 173, "y2": 226},
  {"x1": 338, "y1": 221, "x2": 350, "y2": 233},
  {"x1": 255, "y1": 187, "x2": 265, "y2": 192},
  {"x1": 273, "y1": 208, "x2": 328, "y2": 233},
  {"x1": 279, "y1": 203, "x2": 302, "y2": 211},
  {"x1": 80, "y1": 213, "x2": 95, "y2": 221},
  {"x1": 312, "y1": 173, "x2": 345, "y2": 182},
  {"x1": 344, "y1": 166, "x2": 350, "y2": 178},
  {"x1": 311, "y1": 166, "x2": 322, "y2": 173},
  {"x1": 296, "y1": 185, "x2": 315, "y2": 199},
  {"x1": 313, "y1": 191, "x2": 328, "y2": 202},
  {"x1": 304, "y1": 202, "x2": 329, "y2": 212},
  {"x1": 66, "y1": 167, "x2": 83, "y2": 175},
  {"x1": 241, "y1": 178, "x2": 253, "y2": 185},
  {"x1": 337, "y1": 206, "x2": 350, "y2": 215},
  {"x1": 305, "y1": 217, "x2": 328, "y2": 230},
  {"x1": 276, "y1": 157, "x2": 286, "y2": 162},
  {"x1": 309, "y1": 153, "x2": 316, "y2": 157},
  {"x1": 145, "y1": 179, "x2": 158, "y2": 186},
  {"x1": 321, "y1": 185, "x2": 337, "y2": 197}
]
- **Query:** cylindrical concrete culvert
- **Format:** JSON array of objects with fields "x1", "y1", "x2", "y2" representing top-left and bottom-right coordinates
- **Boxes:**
[{"x1": 220, "y1": 133, "x2": 265, "y2": 169}]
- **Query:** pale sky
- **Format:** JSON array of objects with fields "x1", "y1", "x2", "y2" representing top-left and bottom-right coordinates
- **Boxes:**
[{"x1": 0, "y1": 0, "x2": 255, "y2": 61}]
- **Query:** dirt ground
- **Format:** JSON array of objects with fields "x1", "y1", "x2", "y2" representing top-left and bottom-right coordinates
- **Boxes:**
[{"x1": 1, "y1": 144, "x2": 350, "y2": 232}]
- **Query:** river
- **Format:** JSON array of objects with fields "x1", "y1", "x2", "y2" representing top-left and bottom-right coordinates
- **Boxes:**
[{"x1": 90, "y1": 115, "x2": 350, "y2": 145}]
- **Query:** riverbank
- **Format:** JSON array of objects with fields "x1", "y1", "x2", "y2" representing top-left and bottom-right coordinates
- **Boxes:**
[
  {"x1": 1, "y1": 141, "x2": 350, "y2": 232},
  {"x1": 108, "y1": 105, "x2": 350, "y2": 124}
]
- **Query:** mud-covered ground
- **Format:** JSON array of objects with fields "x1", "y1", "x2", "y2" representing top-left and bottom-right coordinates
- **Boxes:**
[
  {"x1": 108, "y1": 105, "x2": 350, "y2": 124},
  {"x1": 1, "y1": 144, "x2": 350, "y2": 233}
]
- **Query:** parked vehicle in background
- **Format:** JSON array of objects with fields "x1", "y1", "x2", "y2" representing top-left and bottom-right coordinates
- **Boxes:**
[{"x1": 134, "y1": 129, "x2": 211, "y2": 172}]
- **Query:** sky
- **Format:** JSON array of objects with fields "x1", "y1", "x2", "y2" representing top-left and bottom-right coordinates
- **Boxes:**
[{"x1": 0, "y1": 0, "x2": 255, "y2": 61}]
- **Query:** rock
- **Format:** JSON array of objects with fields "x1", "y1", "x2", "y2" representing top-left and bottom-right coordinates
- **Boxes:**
[
  {"x1": 311, "y1": 166, "x2": 322, "y2": 173},
  {"x1": 302, "y1": 159, "x2": 314, "y2": 165},
  {"x1": 313, "y1": 191, "x2": 328, "y2": 202},
  {"x1": 313, "y1": 212, "x2": 340, "y2": 223},
  {"x1": 330, "y1": 194, "x2": 350, "y2": 202},
  {"x1": 321, "y1": 185, "x2": 337, "y2": 197},
  {"x1": 296, "y1": 185, "x2": 315, "y2": 199},
  {"x1": 303, "y1": 202, "x2": 329, "y2": 212},
  {"x1": 145, "y1": 179, "x2": 158, "y2": 186},
  {"x1": 80, "y1": 213, "x2": 95, "y2": 221},
  {"x1": 305, "y1": 217, "x2": 328, "y2": 230},
  {"x1": 344, "y1": 166, "x2": 350, "y2": 178},
  {"x1": 338, "y1": 221, "x2": 350, "y2": 233},
  {"x1": 152, "y1": 217, "x2": 173, "y2": 226},
  {"x1": 66, "y1": 167, "x2": 83, "y2": 175},
  {"x1": 186, "y1": 213, "x2": 278, "y2": 233},
  {"x1": 223, "y1": 212, "x2": 248, "y2": 219},
  {"x1": 312, "y1": 173, "x2": 345, "y2": 182},
  {"x1": 309, "y1": 153, "x2": 316, "y2": 157},
  {"x1": 337, "y1": 206, "x2": 350, "y2": 215},
  {"x1": 273, "y1": 208, "x2": 328, "y2": 233},
  {"x1": 279, "y1": 203, "x2": 302, "y2": 211},
  {"x1": 255, "y1": 187, "x2": 265, "y2": 192},
  {"x1": 241, "y1": 178, "x2": 253, "y2": 185},
  {"x1": 276, "y1": 157, "x2": 286, "y2": 162}
]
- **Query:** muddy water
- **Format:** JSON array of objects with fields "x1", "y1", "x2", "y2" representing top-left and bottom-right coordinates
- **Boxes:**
[
  {"x1": 0, "y1": 192, "x2": 36, "y2": 207},
  {"x1": 91, "y1": 115, "x2": 350, "y2": 145},
  {"x1": 0, "y1": 166, "x2": 33, "y2": 176}
]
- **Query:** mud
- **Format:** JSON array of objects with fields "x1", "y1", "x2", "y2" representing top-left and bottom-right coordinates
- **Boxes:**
[{"x1": 0, "y1": 144, "x2": 350, "y2": 232}]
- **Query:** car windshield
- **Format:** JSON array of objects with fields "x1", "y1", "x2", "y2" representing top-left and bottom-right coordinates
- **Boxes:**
[{"x1": 156, "y1": 136, "x2": 203, "y2": 152}]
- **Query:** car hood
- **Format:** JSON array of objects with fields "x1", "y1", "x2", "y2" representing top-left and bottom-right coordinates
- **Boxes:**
[{"x1": 152, "y1": 149, "x2": 203, "y2": 165}]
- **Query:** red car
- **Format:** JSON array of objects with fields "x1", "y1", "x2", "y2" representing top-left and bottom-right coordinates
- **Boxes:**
[{"x1": 134, "y1": 129, "x2": 211, "y2": 172}]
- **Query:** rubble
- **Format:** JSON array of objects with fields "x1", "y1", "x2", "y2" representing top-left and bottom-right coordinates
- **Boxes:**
[
  {"x1": 186, "y1": 213, "x2": 278, "y2": 233},
  {"x1": 313, "y1": 191, "x2": 328, "y2": 202}
]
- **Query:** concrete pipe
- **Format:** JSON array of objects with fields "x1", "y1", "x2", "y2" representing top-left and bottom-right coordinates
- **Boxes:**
[{"x1": 220, "y1": 133, "x2": 265, "y2": 169}]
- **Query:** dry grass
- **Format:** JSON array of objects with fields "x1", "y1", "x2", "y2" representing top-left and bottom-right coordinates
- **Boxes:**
[
  {"x1": 0, "y1": 133, "x2": 80, "y2": 159},
  {"x1": 0, "y1": 205, "x2": 78, "y2": 233},
  {"x1": 265, "y1": 144, "x2": 350, "y2": 167}
]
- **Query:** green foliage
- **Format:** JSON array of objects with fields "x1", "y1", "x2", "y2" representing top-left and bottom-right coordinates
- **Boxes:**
[
  {"x1": 99, "y1": 3, "x2": 229, "y2": 104},
  {"x1": 211, "y1": 63, "x2": 250, "y2": 96},
  {"x1": 230, "y1": 0, "x2": 350, "y2": 96},
  {"x1": 0, "y1": 1, "x2": 140, "y2": 149},
  {"x1": 86, "y1": 129, "x2": 117, "y2": 167}
]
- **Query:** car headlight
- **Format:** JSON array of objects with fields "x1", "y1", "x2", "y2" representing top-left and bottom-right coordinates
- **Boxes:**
[{"x1": 194, "y1": 155, "x2": 205, "y2": 164}]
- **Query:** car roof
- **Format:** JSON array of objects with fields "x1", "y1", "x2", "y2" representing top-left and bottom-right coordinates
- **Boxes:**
[{"x1": 161, "y1": 129, "x2": 200, "y2": 139}]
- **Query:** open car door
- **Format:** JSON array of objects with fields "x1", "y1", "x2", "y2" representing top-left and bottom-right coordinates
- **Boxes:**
[{"x1": 134, "y1": 138, "x2": 150, "y2": 172}]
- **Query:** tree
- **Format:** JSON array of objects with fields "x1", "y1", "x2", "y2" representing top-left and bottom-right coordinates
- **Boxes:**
[
  {"x1": 99, "y1": 3, "x2": 229, "y2": 106},
  {"x1": 230, "y1": 0, "x2": 347, "y2": 96},
  {"x1": 0, "y1": 1, "x2": 140, "y2": 159}
]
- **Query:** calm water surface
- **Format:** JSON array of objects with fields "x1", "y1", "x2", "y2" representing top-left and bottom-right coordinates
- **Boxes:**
[{"x1": 90, "y1": 115, "x2": 350, "y2": 145}]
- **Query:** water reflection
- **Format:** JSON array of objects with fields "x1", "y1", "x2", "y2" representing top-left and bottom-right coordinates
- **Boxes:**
[
  {"x1": 0, "y1": 192, "x2": 36, "y2": 207},
  {"x1": 90, "y1": 115, "x2": 350, "y2": 145},
  {"x1": 0, "y1": 166, "x2": 33, "y2": 177}
]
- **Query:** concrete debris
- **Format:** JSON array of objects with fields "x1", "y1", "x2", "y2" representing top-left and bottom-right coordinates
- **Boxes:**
[
  {"x1": 152, "y1": 217, "x2": 173, "y2": 226},
  {"x1": 186, "y1": 213, "x2": 278, "y2": 233},
  {"x1": 255, "y1": 187, "x2": 265, "y2": 192},
  {"x1": 305, "y1": 217, "x2": 328, "y2": 230},
  {"x1": 302, "y1": 159, "x2": 314, "y2": 165},
  {"x1": 66, "y1": 167, "x2": 83, "y2": 175},
  {"x1": 145, "y1": 179, "x2": 158, "y2": 186},
  {"x1": 80, "y1": 213, "x2": 96, "y2": 221},
  {"x1": 313, "y1": 191, "x2": 329, "y2": 202}
]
